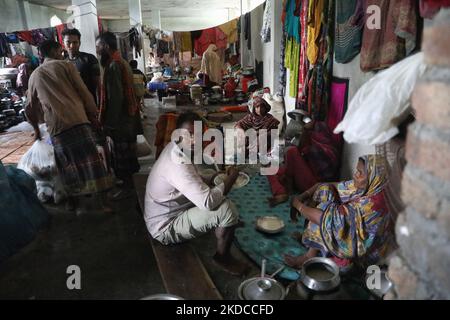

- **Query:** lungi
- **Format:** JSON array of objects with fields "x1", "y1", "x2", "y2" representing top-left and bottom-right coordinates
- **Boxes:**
[{"x1": 51, "y1": 124, "x2": 114, "y2": 196}]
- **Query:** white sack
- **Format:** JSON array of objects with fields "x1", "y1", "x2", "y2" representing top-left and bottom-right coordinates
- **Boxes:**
[{"x1": 334, "y1": 52, "x2": 427, "y2": 145}]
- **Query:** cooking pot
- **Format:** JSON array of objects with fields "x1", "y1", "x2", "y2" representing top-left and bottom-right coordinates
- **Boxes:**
[
  {"x1": 238, "y1": 277, "x2": 286, "y2": 300},
  {"x1": 141, "y1": 294, "x2": 184, "y2": 300},
  {"x1": 298, "y1": 257, "x2": 341, "y2": 292}
]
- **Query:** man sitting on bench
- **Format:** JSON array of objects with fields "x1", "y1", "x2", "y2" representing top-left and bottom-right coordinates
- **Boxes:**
[{"x1": 144, "y1": 112, "x2": 247, "y2": 276}]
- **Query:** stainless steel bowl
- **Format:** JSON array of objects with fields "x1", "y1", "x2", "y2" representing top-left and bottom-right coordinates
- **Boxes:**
[
  {"x1": 238, "y1": 277, "x2": 286, "y2": 300},
  {"x1": 300, "y1": 257, "x2": 341, "y2": 292},
  {"x1": 141, "y1": 294, "x2": 184, "y2": 300},
  {"x1": 365, "y1": 269, "x2": 394, "y2": 298}
]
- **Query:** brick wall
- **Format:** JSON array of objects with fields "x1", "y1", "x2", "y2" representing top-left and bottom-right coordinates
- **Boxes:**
[{"x1": 386, "y1": 9, "x2": 450, "y2": 300}]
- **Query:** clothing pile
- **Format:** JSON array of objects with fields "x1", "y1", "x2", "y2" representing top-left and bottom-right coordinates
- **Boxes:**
[
  {"x1": 0, "y1": 23, "x2": 68, "y2": 58},
  {"x1": 17, "y1": 125, "x2": 67, "y2": 204},
  {"x1": 0, "y1": 160, "x2": 49, "y2": 263}
]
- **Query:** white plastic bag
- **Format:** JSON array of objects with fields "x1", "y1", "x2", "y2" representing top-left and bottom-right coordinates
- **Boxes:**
[
  {"x1": 334, "y1": 52, "x2": 427, "y2": 145},
  {"x1": 136, "y1": 134, "x2": 152, "y2": 158},
  {"x1": 17, "y1": 139, "x2": 56, "y2": 181}
]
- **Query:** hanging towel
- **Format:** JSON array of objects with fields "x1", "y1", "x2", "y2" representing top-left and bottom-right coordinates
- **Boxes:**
[
  {"x1": 334, "y1": 0, "x2": 363, "y2": 64},
  {"x1": 260, "y1": 0, "x2": 272, "y2": 43}
]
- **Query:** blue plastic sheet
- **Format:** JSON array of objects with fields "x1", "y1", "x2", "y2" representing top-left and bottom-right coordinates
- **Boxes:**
[{"x1": 0, "y1": 161, "x2": 49, "y2": 263}]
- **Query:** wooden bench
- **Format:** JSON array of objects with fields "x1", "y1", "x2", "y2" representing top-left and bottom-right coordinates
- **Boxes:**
[{"x1": 133, "y1": 173, "x2": 223, "y2": 300}]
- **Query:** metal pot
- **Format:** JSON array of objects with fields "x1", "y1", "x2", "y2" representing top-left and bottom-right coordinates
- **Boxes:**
[
  {"x1": 141, "y1": 294, "x2": 184, "y2": 300},
  {"x1": 365, "y1": 269, "x2": 394, "y2": 298},
  {"x1": 238, "y1": 277, "x2": 286, "y2": 300},
  {"x1": 299, "y1": 257, "x2": 341, "y2": 292},
  {"x1": 285, "y1": 109, "x2": 312, "y2": 147}
]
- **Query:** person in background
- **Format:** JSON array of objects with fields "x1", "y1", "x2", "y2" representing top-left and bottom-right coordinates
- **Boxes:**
[
  {"x1": 96, "y1": 32, "x2": 143, "y2": 200},
  {"x1": 129, "y1": 59, "x2": 147, "y2": 112},
  {"x1": 16, "y1": 63, "x2": 30, "y2": 96},
  {"x1": 144, "y1": 112, "x2": 248, "y2": 276},
  {"x1": 199, "y1": 44, "x2": 223, "y2": 87},
  {"x1": 62, "y1": 28, "x2": 100, "y2": 106},
  {"x1": 235, "y1": 96, "x2": 280, "y2": 158},
  {"x1": 25, "y1": 40, "x2": 114, "y2": 215},
  {"x1": 267, "y1": 118, "x2": 340, "y2": 207},
  {"x1": 147, "y1": 52, "x2": 160, "y2": 67}
]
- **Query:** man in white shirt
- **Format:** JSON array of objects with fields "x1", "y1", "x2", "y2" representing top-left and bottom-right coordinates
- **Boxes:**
[{"x1": 144, "y1": 113, "x2": 246, "y2": 275}]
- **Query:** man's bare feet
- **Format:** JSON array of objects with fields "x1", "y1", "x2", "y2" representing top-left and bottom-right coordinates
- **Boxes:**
[
  {"x1": 213, "y1": 253, "x2": 249, "y2": 276},
  {"x1": 268, "y1": 194, "x2": 289, "y2": 207},
  {"x1": 283, "y1": 253, "x2": 313, "y2": 269}
]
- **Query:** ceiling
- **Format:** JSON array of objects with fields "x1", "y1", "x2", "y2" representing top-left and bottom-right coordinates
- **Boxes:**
[{"x1": 29, "y1": 0, "x2": 265, "y2": 30}]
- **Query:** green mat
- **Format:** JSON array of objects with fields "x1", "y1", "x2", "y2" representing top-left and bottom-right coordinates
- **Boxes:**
[{"x1": 230, "y1": 173, "x2": 306, "y2": 281}]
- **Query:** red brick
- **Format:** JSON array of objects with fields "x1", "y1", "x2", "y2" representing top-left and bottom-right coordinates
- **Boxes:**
[
  {"x1": 405, "y1": 126, "x2": 450, "y2": 182},
  {"x1": 401, "y1": 169, "x2": 440, "y2": 219},
  {"x1": 388, "y1": 256, "x2": 419, "y2": 299},
  {"x1": 413, "y1": 82, "x2": 450, "y2": 131},
  {"x1": 423, "y1": 25, "x2": 450, "y2": 66}
]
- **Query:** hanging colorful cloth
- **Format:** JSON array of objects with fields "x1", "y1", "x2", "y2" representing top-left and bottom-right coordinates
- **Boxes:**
[
  {"x1": 17, "y1": 31, "x2": 33, "y2": 44},
  {"x1": 306, "y1": 0, "x2": 325, "y2": 65},
  {"x1": 360, "y1": 0, "x2": 418, "y2": 72},
  {"x1": 55, "y1": 24, "x2": 67, "y2": 45},
  {"x1": 297, "y1": 0, "x2": 310, "y2": 103},
  {"x1": 31, "y1": 29, "x2": 47, "y2": 46},
  {"x1": 419, "y1": 0, "x2": 450, "y2": 18},
  {"x1": 180, "y1": 32, "x2": 192, "y2": 52},
  {"x1": 260, "y1": 0, "x2": 272, "y2": 43},
  {"x1": 277, "y1": 30, "x2": 288, "y2": 96},
  {"x1": 219, "y1": 19, "x2": 238, "y2": 44},
  {"x1": 285, "y1": 38, "x2": 300, "y2": 98},
  {"x1": 334, "y1": 0, "x2": 364, "y2": 64},
  {"x1": 99, "y1": 51, "x2": 139, "y2": 124}
]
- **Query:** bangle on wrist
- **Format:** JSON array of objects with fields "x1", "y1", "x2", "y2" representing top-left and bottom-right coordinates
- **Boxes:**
[{"x1": 298, "y1": 202, "x2": 304, "y2": 214}]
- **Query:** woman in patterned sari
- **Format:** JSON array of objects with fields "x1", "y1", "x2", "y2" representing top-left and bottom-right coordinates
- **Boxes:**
[{"x1": 284, "y1": 154, "x2": 395, "y2": 268}]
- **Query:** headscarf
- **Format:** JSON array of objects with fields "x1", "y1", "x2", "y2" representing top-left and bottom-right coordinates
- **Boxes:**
[
  {"x1": 235, "y1": 96, "x2": 280, "y2": 131},
  {"x1": 199, "y1": 44, "x2": 222, "y2": 84},
  {"x1": 338, "y1": 154, "x2": 388, "y2": 202}
]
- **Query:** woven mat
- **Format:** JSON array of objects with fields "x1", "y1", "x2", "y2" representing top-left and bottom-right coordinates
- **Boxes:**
[{"x1": 229, "y1": 173, "x2": 306, "y2": 281}]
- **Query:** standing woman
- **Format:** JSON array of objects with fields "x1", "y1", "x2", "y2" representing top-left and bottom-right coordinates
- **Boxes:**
[{"x1": 199, "y1": 44, "x2": 223, "y2": 87}]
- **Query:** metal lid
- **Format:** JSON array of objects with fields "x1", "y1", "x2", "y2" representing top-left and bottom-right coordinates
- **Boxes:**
[
  {"x1": 141, "y1": 294, "x2": 184, "y2": 300},
  {"x1": 239, "y1": 277, "x2": 285, "y2": 300}
]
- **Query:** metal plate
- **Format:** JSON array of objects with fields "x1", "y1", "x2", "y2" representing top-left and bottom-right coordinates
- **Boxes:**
[
  {"x1": 255, "y1": 216, "x2": 285, "y2": 234},
  {"x1": 214, "y1": 172, "x2": 250, "y2": 189}
]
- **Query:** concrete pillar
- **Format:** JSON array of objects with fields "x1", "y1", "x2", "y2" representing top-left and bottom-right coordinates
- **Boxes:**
[
  {"x1": 18, "y1": 0, "x2": 29, "y2": 30},
  {"x1": 128, "y1": 0, "x2": 145, "y2": 73},
  {"x1": 71, "y1": 0, "x2": 99, "y2": 56}
]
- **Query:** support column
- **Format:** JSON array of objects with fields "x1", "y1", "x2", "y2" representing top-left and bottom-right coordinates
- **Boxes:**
[
  {"x1": 71, "y1": 0, "x2": 99, "y2": 56},
  {"x1": 128, "y1": 0, "x2": 145, "y2": 73}
]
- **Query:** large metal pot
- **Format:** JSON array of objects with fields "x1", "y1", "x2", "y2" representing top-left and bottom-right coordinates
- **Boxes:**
[
  {"x1": 299, "y1": 257, "x2": 341, "y2": 292},
  {"x1": 141, "y1": 294, "x2": 184, "y2": 300},
  {"x1": 238, "y1": 277, "x2": 286, "y2": 300}
]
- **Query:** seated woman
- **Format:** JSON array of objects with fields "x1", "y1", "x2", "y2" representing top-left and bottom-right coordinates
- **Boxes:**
[
  {"x1": 267, "y1": 119, "x2": 340, "y2": 206},
  {"x1": 284, "y1": 155, "x2": 395, "y2": 269},
  {"x1": 235, "y1": 96, "x2": 280, "y2": 157}
]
